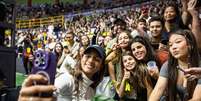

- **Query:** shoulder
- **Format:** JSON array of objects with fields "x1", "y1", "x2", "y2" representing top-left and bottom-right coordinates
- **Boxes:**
[
  {"x1": 55, "y1": 72, "x2": 74, "y2": 88},
  {"x1": 159, "y1": 61, "x2": 169, "y2": 78}
]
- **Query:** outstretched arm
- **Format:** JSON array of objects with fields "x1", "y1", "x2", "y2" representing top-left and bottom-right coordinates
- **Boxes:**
[
  {"x1": 187, "y1": 0, "x2": 201, "y2": 52},
  {"x1": 149, "y1": 76, "x2": 168, "y2": 101}
]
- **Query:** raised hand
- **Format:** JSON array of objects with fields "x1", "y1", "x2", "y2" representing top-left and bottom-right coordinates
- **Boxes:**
[
  {"x1": 123, "y1": 69, "x2": 131, "y2": 80},
  {"x1": 187, "y1": 0, "x2": 198, "y2": 12},
  {"x1": 18, "y1": 74, "x2": 56, "y2": 101},
  {"x1": 184, "y1": 67, "x2": 201, "y2": 80}
]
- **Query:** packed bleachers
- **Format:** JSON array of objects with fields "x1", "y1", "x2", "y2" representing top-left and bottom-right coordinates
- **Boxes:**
[{"x1": 14, "y1": 0, "x2": 201, "y2": 101}]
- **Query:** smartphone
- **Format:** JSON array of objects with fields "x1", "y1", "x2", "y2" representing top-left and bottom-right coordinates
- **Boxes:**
[
  {"x1": 31, "y1": 50, "x2": 56, "y2": 97},
  {"x1": 177, "y1": 66, "x2": 186, "y2": 73}
]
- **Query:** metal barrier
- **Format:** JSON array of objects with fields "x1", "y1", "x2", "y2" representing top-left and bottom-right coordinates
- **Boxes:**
[{"x1": 16, "y1": 15, "x2": 64, "y2": 29}]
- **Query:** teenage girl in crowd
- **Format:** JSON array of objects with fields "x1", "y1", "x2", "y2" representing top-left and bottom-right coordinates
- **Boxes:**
[
  {"x1": 130, "y1": 36, "x2": 160, "y2": 81},
  {"x1": 149, "y1": 29, "x2": 201, "y2": 101},
  {"x1": 117, "y1": 51, "x2": 153, "y2": 101},
  {"x1": 106, "y1": 30, "x2": 132, "y2": 92},
  {"x1": 18, "y1": 45, "x2": 106, "y2": 101}
]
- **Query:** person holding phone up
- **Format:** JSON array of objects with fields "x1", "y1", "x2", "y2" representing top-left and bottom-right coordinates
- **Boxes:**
[{"x1": 18, "y1": 45, "x2": 106, "y2": 101}]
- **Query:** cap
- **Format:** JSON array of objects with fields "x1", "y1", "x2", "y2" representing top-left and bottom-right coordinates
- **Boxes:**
[{"x1": 84, "y1": 45, "x2": 106, "y2": 59}]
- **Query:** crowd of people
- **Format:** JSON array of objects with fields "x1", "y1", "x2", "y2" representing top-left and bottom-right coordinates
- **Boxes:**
[
  {"x1": 16, "y1": 0, "x2": 146, "y2": 20},
  {"x1": 15, "y1": 0, "x2": 201, "y2": 101}
]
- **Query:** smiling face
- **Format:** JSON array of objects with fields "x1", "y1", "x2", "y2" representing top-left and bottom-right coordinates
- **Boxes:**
[
  {"x1": 169, "y1": 34, "x2": 188, "y2": 60},
  {"x1": 104, "y1": 36, "x2": 112, "y2": 46},
  {"x1": 55, "y1": 43, "x2": 62, "y2": 53},
  {"x1": 149, "y1": 21, "x2": 163, "y2": 37},
  {"x1": 137, "y1": 21, "x2": 146, "y2": 30},
  {"x1": 122, "y1": 55, "x2": 136, "y2": 71},
  {"x1": 81, "y1": 49, "x2": 103, "y2": 79},
  {"x1": 131, "y1": 42, "x2": 147, "y2": 61},
  {"x1": 81, "y1": 35, "x2": 89, "y2": 46},
  {"x1": 65, "y1": 33, "x2": 74, "y2": 42},
  {"x1": 164, "y1": 6, "x2": 177, "y2": 21},
  {"x1": 118, "y1": 32, "x2": 130, "y2": 49}
]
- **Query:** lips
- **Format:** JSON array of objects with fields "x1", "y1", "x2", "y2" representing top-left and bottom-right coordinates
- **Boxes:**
[
  {"x1": 119, "y1": 42, "x2": 128, "y2": 47},
  {"x1": 135, "y1": 52, "x2": 144, "y2": 59},
  {"x1": 126, "y1": 64, "x2": 133, "y2": 68},
  {"x1": 85, "y1": 64, "x2": 94, "y2": 69},
  {"x1": 172, "y1": 51, "x2": 179, "y2": 57}
]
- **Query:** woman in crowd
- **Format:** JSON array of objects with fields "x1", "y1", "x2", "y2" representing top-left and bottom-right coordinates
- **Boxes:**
[
  {"x1": 106, "y1": 30, "x2": 132, "y2": 89},
  {"x1": 18, "y1": 45, "x2": 106, "y2": 101},
  {"x1": 149, "y1": 29, "x2": 201, "y2": 101},
  {"x1": 163, "y1": 1, "x2": 188, "y2": 33},
  {"x1": 131, "y1": 36, "x2": 160, "y2": 81},
  {"x1": 58, "y1": 45, "x2": 85, "y2": 73},
  {"x1": 117, "y1": 51, "x2": 153, "y2": 101},
  {"x1": 80, "y1": 35, "x2": 90, "y2": 49},
  {"x1": 72, "y1": 35, "x2": 90, "y2": 59},
  {"x1": 53, "y1": 42, "x2": 64, "y2": 68}
]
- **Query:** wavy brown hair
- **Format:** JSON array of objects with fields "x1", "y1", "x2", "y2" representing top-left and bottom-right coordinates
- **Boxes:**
[{"x1": 121, "y1": 51, "x2": 153, "y2": 93}]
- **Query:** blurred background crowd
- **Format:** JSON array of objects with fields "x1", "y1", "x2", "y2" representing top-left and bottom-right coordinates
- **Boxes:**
[{"x1": 1, "y1": 0, "x2": 201, "y2": 100}]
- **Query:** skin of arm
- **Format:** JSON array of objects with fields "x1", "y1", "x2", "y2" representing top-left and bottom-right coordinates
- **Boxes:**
[
  {"x1": 187, "y1": 0, "x2": 201, "y2": 52},
  {"x1": 189, "y1": 84, "x2": 201, "y2": 101},
  {"x1": 117, "y1": 69, "x2": 130, "y2": 98},
  {"x1": 108, "y1": 61, "x2": 116, "y2": 84},
  {"x1": 144, "y1": 76, "x2": 153, "y2": 99},
  {"x1": 181, "y1": 0, "x2": 190, "y2": 25},
  {"x1": 117, "y1": 79, "x2": 127, "y2": 98},
  {"x1": 149, "y1": 76, "x2": 168, "y2": 101},
  {"x1": 105, "y1": 50, "x2": 117, "y2": 63}
]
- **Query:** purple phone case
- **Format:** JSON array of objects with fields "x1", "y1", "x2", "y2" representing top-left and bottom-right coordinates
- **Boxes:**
[{"x1": 31, "y1": 50, "x2": 56, "y2": 84}]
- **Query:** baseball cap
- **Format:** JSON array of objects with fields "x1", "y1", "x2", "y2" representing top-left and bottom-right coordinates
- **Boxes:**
[{"x1": 84, "y1": 45, "x2": 106, "y2": 59}]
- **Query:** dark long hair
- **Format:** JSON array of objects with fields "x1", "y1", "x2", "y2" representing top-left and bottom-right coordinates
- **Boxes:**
[
  {"x1": 131, "y1": 36, "x2": 156, "y2": 63},
  {"x1": 167, "y1": 29, "x2": 200, "y2": 100},
  {"x1": 79, "y1": 35, "x2": 90, "y2": 48},
  {"x1": 162, "y1": 1, "x2": 187, "y2": 32},
  {"x1": 53, "y1": 42, "x2": 63, "y2": 62}
]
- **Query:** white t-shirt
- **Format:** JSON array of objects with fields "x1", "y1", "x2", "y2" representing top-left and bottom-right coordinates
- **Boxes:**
[{"x1": 55, "y1": 72, "x2": 95, "y2": 101}]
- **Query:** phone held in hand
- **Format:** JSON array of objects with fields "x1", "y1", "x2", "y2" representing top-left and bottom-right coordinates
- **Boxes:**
[{"x1": 31, "y1": 50, "x2": 57, "y2": 97}]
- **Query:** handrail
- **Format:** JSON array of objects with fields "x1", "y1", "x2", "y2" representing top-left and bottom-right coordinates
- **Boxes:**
[{"x1": 16, "y1": 15, "x2": 64, "y2": 29}]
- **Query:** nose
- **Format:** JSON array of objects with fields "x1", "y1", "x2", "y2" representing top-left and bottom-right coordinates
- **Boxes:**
[
  {"x1": 171, "y1": 44, "x2": 177, "y2": 50},
  {"x1": 167, "y1": 12, "x2": 172, "y2": 16},
  {"x1": 87, "y1": 57, "x2": 94, "y2": 63},
  {"x1": 127, "y1": 60, "x2": 131, "y2": 65},
  {"x1": 153, "y1": 27, "x2": 157, "y2": 30}
]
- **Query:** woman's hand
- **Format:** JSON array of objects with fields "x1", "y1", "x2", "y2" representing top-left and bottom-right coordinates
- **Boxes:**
[
  {"x1": 18, "y1": 74, "x2": 56, "y2": 101},
  {"x1": 184, "y1": 67, "x2": 201, "y2": 80},
  {"x1": 148, "y1": 67, "x2": 159, "y2": 79},
  {"x1": 187, "y1": 0, "x2": 198, "y2": 15},
  {"x1": 123, "y1": 69, "x2": 131, "y2": 81},
  {"x1": 111, "y1": 43, "x2": 120, "y2": 51}
]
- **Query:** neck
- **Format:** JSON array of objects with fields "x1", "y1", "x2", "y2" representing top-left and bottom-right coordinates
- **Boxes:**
[
  {"x1": 178, "y1": 59, "x2": 188, "y2": 69},
  {"x1": 151, "y1": 36, "x2": 161, "y2": 43}
]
